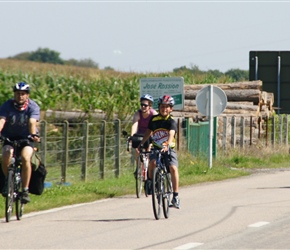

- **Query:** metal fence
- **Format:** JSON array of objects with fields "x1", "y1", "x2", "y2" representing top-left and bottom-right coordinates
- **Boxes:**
[{"x1": 19, "y1": 114, "x2": 290, "y2": 184}]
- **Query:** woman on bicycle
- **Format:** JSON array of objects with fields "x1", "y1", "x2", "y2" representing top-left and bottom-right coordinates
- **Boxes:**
[
  {"x1": 130, "y1": 94, "x2": 157, "y2": 178},
  {"x1": 0, "y1": 82, "x2": 40, "y2": 203},
  {"x1": 139, "y1": 95, "x2": 180, "y2": 209}
]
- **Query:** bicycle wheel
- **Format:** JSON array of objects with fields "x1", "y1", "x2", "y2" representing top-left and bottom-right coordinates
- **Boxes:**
[
  {"x1": 143, "y1": 157, "x2": 148, "y2": 197},
  {"x1": 135, "y1": 157, "x2": 143, "y2": 198},
  {"x1": 162, "y1": 173, "x2": 172, "y2": 219},
  {"x1": 15, "y1": 178, "x2": 23, "y2": 220},
  {"x1": 152, "y1": 167, "x2": 162, "y2": 220},
  {"x1": 5, "y1": 171, "x2": 14, "y2": 223}
]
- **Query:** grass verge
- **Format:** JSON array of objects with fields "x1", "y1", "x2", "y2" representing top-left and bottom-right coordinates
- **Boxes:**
[{"x1": 1, "y1": 146, "x2": 290, "y2": 216}]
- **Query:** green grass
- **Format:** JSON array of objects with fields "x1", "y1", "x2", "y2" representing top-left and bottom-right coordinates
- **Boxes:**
[{"x1": 2, "y1": 146, "x2": 290, "y2": 217}]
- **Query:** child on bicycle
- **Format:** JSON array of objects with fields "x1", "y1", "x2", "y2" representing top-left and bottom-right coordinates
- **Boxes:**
[
  {"x1": 0, "y1": 82, "x2": 40, "y2": 203},
  {"x1": 130, "y1": 94, "x2": 157, "y2": 178},
  {"x1": 138, "y1": 95, "x2": 180, "y2": 209}
]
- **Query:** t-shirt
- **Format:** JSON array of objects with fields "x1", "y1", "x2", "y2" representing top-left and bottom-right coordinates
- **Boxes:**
[
  {"x1": 0, "y1": 99, "x2": 40, "y2": 139},
  {"x1": 137, "y1": 108, "x2": 155, "y2": 135},
  {"x1": 148, "y1": 114, "x2": 177, "y2": 149}
]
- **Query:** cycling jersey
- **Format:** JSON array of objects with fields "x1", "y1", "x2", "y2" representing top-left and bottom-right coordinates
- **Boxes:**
[{"x1": 148, "y1": 114, "x2": 177, "y2": 149}]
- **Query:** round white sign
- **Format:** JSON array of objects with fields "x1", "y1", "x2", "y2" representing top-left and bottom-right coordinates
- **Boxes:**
[{"x1": 196, "y1": 86, "x2": 227, "y2": 116}]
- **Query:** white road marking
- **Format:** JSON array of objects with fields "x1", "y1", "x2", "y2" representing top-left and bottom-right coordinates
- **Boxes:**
[
  {"x1": 174, "y1": 242, "x2": 204, "y2": 249},
  {"x1": 248, "y1": 221, "x2": 270, "y2": 227}
]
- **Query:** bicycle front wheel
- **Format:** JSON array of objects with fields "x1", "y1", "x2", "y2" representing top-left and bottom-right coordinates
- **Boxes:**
[
  {"x1": 5, "y1": 171, "x2": 14, "y2": 223},
  {"x1": 152, "y1": 167, "x2": 162, "y2": 220},
  {"x1": 162, "y1": 173, "x2": 172, "y2": 219},
  {"x1": 15, "y1": 179, "x2": 23, "y2": 220},
  {"x1": 135, "y1": 158, "x2": 143, "y2": 198}
]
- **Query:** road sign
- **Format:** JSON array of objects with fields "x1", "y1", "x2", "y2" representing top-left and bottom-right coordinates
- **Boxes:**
[
  {"x1": 196, "y1": 85, "x2": 227, "y2": 117},
  {"x1": 196, "y1": 85, "x2": 227, "y2": 169}
]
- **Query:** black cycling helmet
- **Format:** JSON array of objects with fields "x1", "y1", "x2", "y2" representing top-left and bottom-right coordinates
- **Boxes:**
[
  {"x1": 13, "y1": 82, "x2": 30, "y2": 93},
  {"x1": 158, "y1": 95, "x2": 175, "y2": 107}
]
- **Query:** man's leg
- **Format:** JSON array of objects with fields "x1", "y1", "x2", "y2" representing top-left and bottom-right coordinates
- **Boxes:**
[{"x1": 21, "y1": 146, "x2": 33, "y2": 203}]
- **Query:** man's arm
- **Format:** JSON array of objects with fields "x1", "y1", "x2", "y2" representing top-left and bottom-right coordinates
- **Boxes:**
[{"x1": 29, "y1": 118, "x2": 40, "y2": 142}]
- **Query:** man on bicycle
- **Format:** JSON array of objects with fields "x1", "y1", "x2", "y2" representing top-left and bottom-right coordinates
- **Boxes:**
[
  {"x1": 0, "y1": 82, "x2": 40, "y2": 203},
  {"x1": 130, "y1": 94, "x2": 157, "y2": 178},
  {"x1": 139, "y1": 95, "x2": 180, "y2": 209}
]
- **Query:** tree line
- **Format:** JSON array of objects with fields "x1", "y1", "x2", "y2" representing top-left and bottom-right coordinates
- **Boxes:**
[{"x1": 7, "y1": 47, "x2": 249, "y2": 82}]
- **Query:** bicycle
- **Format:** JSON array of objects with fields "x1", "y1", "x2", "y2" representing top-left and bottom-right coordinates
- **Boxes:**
[
  {"x1": 151, "y1": 147, "x2": 173, "y2": 220},
  {"x1": 136, "y1": 149, "x2": 151, "y2": 198},
  {"x1": 1, "y1": 135, "x2": 33, "y2": 222},
  {"x1": 126, "y1": 135, "x2": 150, "y2": 198}
]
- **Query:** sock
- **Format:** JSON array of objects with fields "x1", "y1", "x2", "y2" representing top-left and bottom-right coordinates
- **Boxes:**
[
  {"x1": 23, "y1": 187, "x2": 29, "y2": 192},
  {"x1": 173, "y1": 192, "x2": 178, "y2": 197}
]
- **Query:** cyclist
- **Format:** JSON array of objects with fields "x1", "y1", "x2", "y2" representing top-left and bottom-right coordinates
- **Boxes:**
[
  {"x1": 130, "y1": 94, "x2": 157, "y2": 177},
  {"x1": 139, "y1": 95, "x2": 180, "y2": 209},
  {"x1": 0, "y1": 82, "x2": 41, "y2": 203}
]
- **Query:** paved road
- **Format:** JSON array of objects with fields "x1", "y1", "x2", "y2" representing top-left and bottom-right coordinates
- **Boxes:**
[{"x1": 1, "y1": 169, "x2": 290, "y2": 249}]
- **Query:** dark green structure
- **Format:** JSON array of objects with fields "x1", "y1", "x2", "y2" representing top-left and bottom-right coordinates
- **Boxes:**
[
  {"x1": 186, "y1": 118, "x2": 217, "y2": 157},
  {"x1": 249, "y1": 51, "x2": 290, "y2": 114}
]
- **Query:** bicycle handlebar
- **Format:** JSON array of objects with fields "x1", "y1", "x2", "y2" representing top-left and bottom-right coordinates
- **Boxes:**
[{"x1": 0, "y1": 135, "x2": 35, "y2": 145}]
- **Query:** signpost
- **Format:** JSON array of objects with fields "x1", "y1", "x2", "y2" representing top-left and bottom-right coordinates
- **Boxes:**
[
  {"x1": 140, "y1": 77, "x2": 184, "y2": 110},
  {"x1": 196, "y1": 85, "x2": 227, "y2": 168}
]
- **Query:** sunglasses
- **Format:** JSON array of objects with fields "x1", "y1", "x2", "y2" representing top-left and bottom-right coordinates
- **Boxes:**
[{"x1": 140, "y1": 103, "x2": 149, "y2": 107}]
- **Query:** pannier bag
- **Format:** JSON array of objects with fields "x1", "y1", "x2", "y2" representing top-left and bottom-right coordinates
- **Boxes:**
[
  {"x1": 132, "y1": 134, "x2": 143, "y2": 148},
  {"x1": 29, "y1": 153, "x2": 47, "y2": 195},
  {"x1": 131, "y1": 134, "x2": 150, "y2": 149}
]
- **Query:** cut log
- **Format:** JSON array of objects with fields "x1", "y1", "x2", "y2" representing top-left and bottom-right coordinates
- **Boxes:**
[
  {"x1": 184, "y1": 80, "x2": 262, "y2": 91},
  {"x1": 185, "y1": 89, "x2": 261, "y2": 104}
]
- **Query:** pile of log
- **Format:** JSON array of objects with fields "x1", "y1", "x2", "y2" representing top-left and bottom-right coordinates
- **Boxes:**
[{"x1": 172, "y1": 80, "x2": 274, "y2": 118}]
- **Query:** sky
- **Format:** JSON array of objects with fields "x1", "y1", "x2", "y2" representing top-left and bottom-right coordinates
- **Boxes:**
[{"x1": 0, "y1": 1, "x2": 290, "y2": 73}]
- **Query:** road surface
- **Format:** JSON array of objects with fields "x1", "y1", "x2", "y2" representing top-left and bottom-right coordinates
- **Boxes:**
[{"x1": 1, "y1": 168, "x2": 290, "y2": 249}]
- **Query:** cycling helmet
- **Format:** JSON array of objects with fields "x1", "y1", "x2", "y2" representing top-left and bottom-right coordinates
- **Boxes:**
[
  {"x1": 158, "y1": 95, "x2": 175, "y2": 106},
  {"x1": 13, "y1": 82, "x2": 30, "y2": 93},
  {"x1": 140, "y1": 94, "x2": 154, "y2": 103}
]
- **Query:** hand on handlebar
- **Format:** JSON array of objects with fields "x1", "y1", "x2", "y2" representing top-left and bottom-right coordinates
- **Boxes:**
[
  {"x1": 161, "y1": 141, "x2": 169, "y2": 152},
  {"x1": 29, "y1": 134, "x2": 41, "y2": 143}
]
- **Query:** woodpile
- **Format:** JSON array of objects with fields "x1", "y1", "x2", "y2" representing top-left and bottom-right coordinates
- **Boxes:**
[{"x1": 172, "y1": 80, "x2": 274, "y2": 118}]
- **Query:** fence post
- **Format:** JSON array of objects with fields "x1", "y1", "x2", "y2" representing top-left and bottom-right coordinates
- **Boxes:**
[
  {"x1": 231, "y1": 116, "x2": 236, "y2": 148},
  {"x1": 114, "y1": 119, "x2": 121, "y2": 178},
  {"x1": 271, "y1": 116, "x2": 275, "y2": 147},
  {"x1": 99, "y1": 120, "x2": 106, "y2": 179},
  {"x1": 240, "y1": 116, "x2": 245, "y2": 148},
  {"x1": 81, "y1": 120, "x2": 89, "y2": 181},
  {"x1": 62, "y1": 121, "x2": 69, "y2": 184},
  {"x1": 222, "y1": 116, "x2": 227, "y2": 152},
  {"x1": 285, "y1": 115, "x2": 289, "y2": 146},
  {"x1": 40, "y1": 120, "x2": 47, "y2": 166},
  {"x1": 271, "y1": 116, "x2": 276, "y2": 147},
  {"x1": 279, "y1": 115, "x2": 283, "y2": 145}
]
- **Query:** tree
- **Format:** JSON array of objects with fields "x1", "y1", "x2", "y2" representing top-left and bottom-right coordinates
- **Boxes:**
[
  {"x1": 225, "y1": 68, "x2": 249, "y2": 81},
  {"x1": 28, "y1": 48, "x2": 64, "y2": 64}
]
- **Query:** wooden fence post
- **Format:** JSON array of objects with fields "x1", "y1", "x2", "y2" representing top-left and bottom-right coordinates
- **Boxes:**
[
  {"x1": 222, "y1": 116, "x2": 227, "y2": 151},
  {"x1": 240, "y1": 116, "x2": 245, "y2": 148},
  {"x1": 271, "y1": 116, "x2": 275, "y2": 147},
  {"x1": 231, "y1": 116, "x2": 236, "y2": 148}
]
